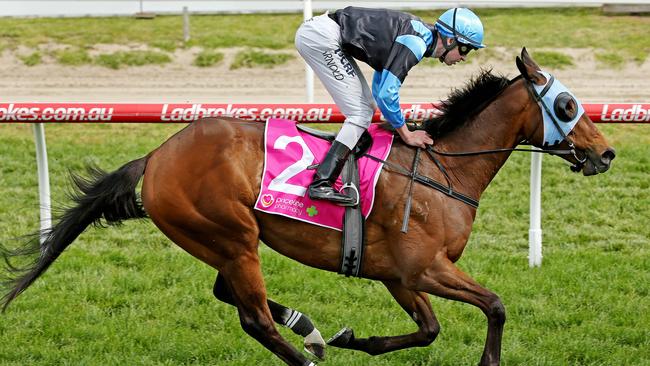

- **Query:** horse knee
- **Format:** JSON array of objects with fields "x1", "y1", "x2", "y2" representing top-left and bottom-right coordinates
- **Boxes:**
[
  {"x1": 487, "y1": 297, "x2": 506, "y2": 326},
  {"x1": 239, "y1": 312, "x2": 277, "y2": 339},
  {"x1": 239, "y1": 314, "x2": 258, "y2": 336},
  {"x1": 213, "y1": 275, "x2": 234, "y2": 304}
]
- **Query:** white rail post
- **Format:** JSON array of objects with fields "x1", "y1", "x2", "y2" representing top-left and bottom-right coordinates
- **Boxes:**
[
  {"x1": 32, "y1": 123, "x2": 52, "y2": 244},
  {"x1": 529, "y1": 151, "x2": 543, "y2": 267},
  {"x1": 303, "y1": 0, "x2": 314, "y2": 103},
  {"x1": 183, "y1": 6, "x2": 190, "y2": 43}
]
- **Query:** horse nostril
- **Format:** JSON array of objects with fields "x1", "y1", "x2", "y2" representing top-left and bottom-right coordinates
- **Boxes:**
[{"x1": 601, "y1": 148, "x2": 616, "y2": 165}]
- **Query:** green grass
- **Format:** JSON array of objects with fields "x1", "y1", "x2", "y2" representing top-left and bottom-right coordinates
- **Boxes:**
[
  {"x1": 470, "y1": 46, "x2": 510, "y2": 65},
  {"x1": 94, "y1": 50, "x2": 172, "y2": 69},
  {"x1": 230, "y1": 49, "x2": 294, "y2": 69},
  {"x1": 193, "y1": 50, "x2": 224, "y2": 67},
  {"x1": 17, "y1": 51, "x2": 42, "y2": 66},
  {"x1": 595, "y1": 52, "x2": 626, "y2": 69},
  {"x1": 55, "y1": 47, "x2": 92, "y2": 65},
  {"x1": 0, "y1": 8, "x2": 648, "y2": 66},
  {"x1": 150, "y1": 39, "x2": 179, "y2": 52},
  {"x1": 470, "y1": 7, "x2": 649, "y2": 64},
  {"x1": 0, "y1": 13, "x2": 301, "y2": 51},
  {"x1": 0, "y1": 122, "x2": 648, "y2": 365},
  {"x1": 528, "y1": 50, "x2": 574, "y2": 70},
  {"x1": 53, "y1": 48, "x2": 169, "y2": 68}
]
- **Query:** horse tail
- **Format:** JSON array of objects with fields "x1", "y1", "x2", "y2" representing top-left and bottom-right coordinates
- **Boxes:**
[{"x1": 0, "y1": 156, "x2": 149, "y2": 312}]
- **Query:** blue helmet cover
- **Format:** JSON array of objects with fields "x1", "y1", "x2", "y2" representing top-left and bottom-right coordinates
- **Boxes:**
[
  {"x1": 533, "y1": 71, "x2": 585, "y2": 146},
  {"x1": 435, "y1": 8, "x2": 485, "y2": 49}
]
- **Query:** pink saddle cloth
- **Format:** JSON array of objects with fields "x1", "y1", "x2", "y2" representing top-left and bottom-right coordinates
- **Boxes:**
[{"x1": 254, "y1": 118, "x2": 393, "y2": 231}]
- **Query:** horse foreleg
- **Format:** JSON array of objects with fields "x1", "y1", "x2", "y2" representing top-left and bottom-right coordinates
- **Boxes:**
[
  {"x1": 327, "y1": 280, "x2": 440, "y2": 356},
  {"x1": 416, "y1": 259, "x2": 505, "y2": 366},
  {"x1": 213, "y1": 273, "x2": 326, "y2": 360}
]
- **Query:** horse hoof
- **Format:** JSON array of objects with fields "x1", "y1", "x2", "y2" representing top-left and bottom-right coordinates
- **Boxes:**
[
  {"x1": 326, "y1": 327, "x2": 354, "y2": 347},
  {"x1": 304, "y1": 343, "x2": 326, "y2": 361}
]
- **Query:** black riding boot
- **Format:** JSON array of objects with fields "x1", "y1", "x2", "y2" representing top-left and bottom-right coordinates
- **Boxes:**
[{"x1": 308, "y1": 141, "x2": 356, "y2": 206}]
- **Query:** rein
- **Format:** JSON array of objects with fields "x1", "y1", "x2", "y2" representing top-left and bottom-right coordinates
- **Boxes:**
[
  {"x1": 428, "y1": 145, "x2": 573, "y2": 157},
  {"x1": 363, "y1": 140, "x2": 577, "y2": 212},
  {"x1": 364, "y1": 145, "x2": 554, "y2": 233}
]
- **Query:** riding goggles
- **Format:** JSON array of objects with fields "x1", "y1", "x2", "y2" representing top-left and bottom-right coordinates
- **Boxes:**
[{"x1": 457, "y1": 42, "x2": 476, "y2": 56}]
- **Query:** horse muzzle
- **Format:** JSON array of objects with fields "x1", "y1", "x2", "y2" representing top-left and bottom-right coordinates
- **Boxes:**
[{"x1": 578, "y1": 147, "x2": 616, "y2": 176}]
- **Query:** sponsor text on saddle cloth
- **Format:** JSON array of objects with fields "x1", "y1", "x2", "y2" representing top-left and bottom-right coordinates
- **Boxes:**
[{"x1": 255, "y1": 118, "x2": 393, "y2": 231}]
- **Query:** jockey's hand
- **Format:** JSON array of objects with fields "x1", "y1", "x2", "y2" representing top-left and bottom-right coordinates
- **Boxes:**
[{"x1": 397, "y1": 125, "x2": 433, "y2": 148}]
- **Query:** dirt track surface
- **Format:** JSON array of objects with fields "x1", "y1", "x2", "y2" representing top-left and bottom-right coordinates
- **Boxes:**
[{"x1": 1, "y1": 47, "x2": 648, "y2": 103}]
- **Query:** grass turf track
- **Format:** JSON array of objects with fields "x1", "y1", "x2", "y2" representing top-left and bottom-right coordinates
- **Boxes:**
[{"x1": 0, "y1": 121, "x2": 648, "y2": 365}]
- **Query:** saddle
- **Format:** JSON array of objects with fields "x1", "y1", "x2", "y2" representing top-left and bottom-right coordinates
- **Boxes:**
[{"x1": 297, "y1": 124, "x2": 370, "y2": 277}]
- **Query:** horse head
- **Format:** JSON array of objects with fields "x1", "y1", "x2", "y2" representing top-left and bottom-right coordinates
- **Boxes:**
[{"x1": 516, "y1": 47, "x2": 615, "y2": 175}]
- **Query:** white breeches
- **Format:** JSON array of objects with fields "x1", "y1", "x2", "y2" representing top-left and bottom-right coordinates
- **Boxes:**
[{"x1": 295, "y1": 13, "x2": 377, "y2": 149}]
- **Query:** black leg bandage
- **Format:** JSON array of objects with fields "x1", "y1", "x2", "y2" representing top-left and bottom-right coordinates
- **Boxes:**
[{"x1": 268, "y1": 300, "x2": 315, "y2": 337}]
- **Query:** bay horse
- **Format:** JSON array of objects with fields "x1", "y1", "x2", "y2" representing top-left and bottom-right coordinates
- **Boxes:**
[{"x1": 1, "y1": 48, "x2": 614, "y2": 366}]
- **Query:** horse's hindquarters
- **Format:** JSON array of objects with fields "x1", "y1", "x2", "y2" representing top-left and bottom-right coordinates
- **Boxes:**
[{"x1": 141, "y1": 118, "x2": 266, "y2": 268}]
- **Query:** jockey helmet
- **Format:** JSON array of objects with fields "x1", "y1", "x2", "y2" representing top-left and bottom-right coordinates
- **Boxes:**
[{"x1": 435, "y1": 8, "x2": 486, "y2": 49}]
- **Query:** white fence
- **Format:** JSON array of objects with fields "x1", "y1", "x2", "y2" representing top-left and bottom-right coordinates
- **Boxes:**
[{"x1": 3, "y1": 0, "x2": 647, "y2": 18}]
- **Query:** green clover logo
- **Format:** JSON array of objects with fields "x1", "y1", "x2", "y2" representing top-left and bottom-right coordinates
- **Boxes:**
[{"x1": 306, "y1": 205, "x2": 319, "y2": 217}]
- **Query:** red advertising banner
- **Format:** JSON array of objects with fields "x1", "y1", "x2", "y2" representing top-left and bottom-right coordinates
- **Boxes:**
[{"x1": 1, "y1": 102, "x2": 649, "y2": 123}]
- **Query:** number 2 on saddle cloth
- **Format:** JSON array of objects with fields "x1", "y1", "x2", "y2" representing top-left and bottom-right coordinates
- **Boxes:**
[{"x1": 254, "y1": 118, "x2": 393, "y2": 231}]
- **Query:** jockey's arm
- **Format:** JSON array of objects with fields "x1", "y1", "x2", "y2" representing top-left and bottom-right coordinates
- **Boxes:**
[{"x1": 372, "y1": 70, "x2": 432, "y2": 148}]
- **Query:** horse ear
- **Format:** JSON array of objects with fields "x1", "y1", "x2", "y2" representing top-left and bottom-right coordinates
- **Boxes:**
[
  {"x1": 516, "y1": 56, "x2": 527, "y2": 78},
  {"x1": 520, "y1": 47, "x2": 541, "y2": 71},
  {"x1": 517, "y1": 48, "x2": 547, "y2": 85}
]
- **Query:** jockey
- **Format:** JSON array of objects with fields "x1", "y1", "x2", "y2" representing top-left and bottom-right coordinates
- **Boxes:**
[{"x1": 295, "y1": 7, "x2": 485, "y2": 205}]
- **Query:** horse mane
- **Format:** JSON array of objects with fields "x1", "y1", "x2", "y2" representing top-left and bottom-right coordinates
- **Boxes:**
[{"x1": 422, "y1": 69, "x2": 513, "y2": 139}]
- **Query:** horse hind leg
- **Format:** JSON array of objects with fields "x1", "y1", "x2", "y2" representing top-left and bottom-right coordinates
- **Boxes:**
[
  {"x1": 327, "y1": 280, "x2": 440, "y2": 356},
  {"x1": 213, "y1": 273, "x2": 326, "y2": 360},
  {"x1": 149, "y1": 215, "x2": 316, "y2": 365},
  {"x1": 221, "y1": 253, "x2": 317, "y2": 366}
]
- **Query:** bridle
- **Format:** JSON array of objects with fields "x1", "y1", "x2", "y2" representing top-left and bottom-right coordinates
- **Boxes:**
[
  {"x1": 426, "y1": 75, "x2": 588, "y2": 171},
  {"x1": 363, "y1": 73, "x2": 590, "y2": 228}
]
